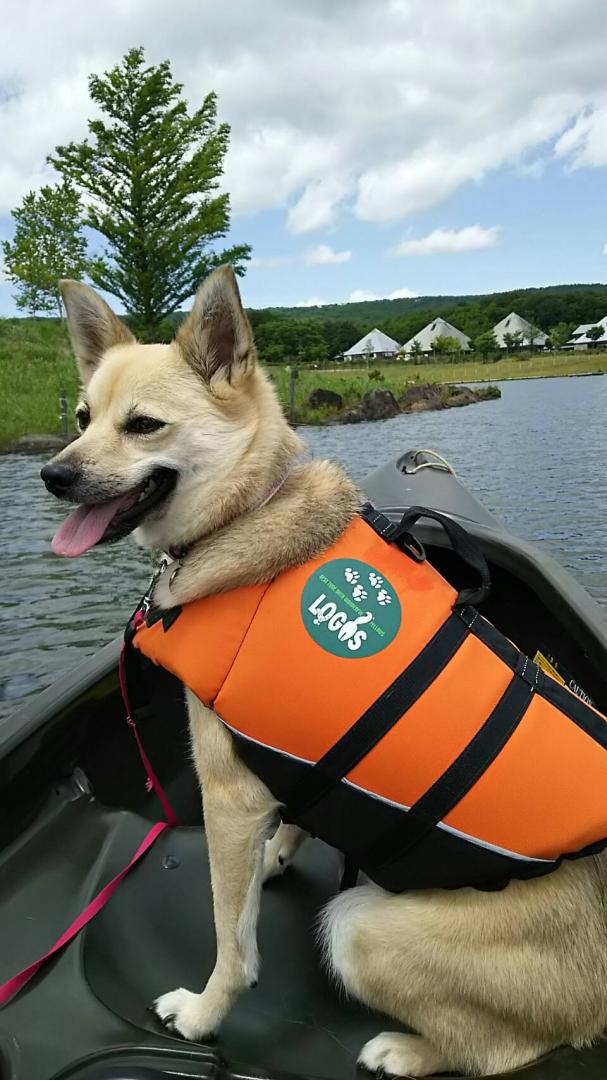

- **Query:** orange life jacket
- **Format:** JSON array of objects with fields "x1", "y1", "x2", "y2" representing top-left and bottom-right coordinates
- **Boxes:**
[{"x1": 130, "y1": 506, "x2": 607, "y2": 892}]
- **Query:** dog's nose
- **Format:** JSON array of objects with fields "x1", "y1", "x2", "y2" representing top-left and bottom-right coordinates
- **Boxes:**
[{"x1": 40, "y1": 461, "x2": 79, "y2": 495}]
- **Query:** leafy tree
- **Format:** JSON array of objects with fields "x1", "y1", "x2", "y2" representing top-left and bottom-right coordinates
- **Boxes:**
[
  {"x1": 587, "y1": 325, "x2": 604, "y2": 345},
  {"x1": 50, "y1": 47, "x2": 250, "y2": 336},
  {"x1": 1, "y1": 182, "x2": 88, "y2": 316},
  {"x1": 502, "y1": 331, "x2": 514, "y2": 352},
  {"x1": 549, "y1": 322, "x2": 575, "y2": 349},
  {"x1": 406, "y1": 339, "x2": 424, "y2": 364},
  {"x1": 433, "y1": 335, "x2": 462, "y2": 359},
  {"x1": 474, "y1": 330, "x2": 498, "y2": 360}
]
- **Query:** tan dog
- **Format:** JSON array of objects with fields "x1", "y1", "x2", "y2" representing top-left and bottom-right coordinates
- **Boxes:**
[{"x1": 42, "y1": 267, "x2": 607, "y2": 1078}]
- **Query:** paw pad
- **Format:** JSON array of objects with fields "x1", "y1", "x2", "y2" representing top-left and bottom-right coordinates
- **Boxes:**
[
  {"x1": 368, "y1": 572, "x2": 383, "y2": 588},
  {"x1": 352, "y1": 584, "x2": 368, "y2": 600},
  {"x1": 377, "y1": 589, "x2": 392, "y2": 605},
  {"x1": 344, "y1": 567, "x2": 360, "y2": 583}
]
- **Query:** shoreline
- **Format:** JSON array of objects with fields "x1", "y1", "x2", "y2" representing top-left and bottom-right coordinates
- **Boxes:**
[{"x1": 1, "y1": 369, "x2": 605, "y2": 454}]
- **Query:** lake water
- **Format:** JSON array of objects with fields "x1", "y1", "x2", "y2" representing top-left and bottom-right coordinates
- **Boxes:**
[{"x1": 1, "y1": 375, "x2": 605, "y2": 720}]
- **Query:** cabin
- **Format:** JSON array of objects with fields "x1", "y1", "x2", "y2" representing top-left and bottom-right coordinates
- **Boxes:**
[
  {"x1": 341, "y1": 328, "x2": 401, "y2": 360},
  {"x1": 402, "y1": 317, "x2": 471, "y2": 355},
  {"x1": 492, "y1": 312, "x2": 547, "y2": 349},
  {"x1": 565, "y1": 317, "x2": 607, "y2": 350}
]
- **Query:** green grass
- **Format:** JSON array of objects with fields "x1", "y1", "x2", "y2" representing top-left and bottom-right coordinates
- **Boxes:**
[
  {"x1": 0, "y1": 319, "x2": 78, "y2": 447},
  {"x1": 269, "y1": 352, "x2": 607, "y2": 423},
  {"x1": 1, "y1": 314, "x2": 606, "y2": 446}
]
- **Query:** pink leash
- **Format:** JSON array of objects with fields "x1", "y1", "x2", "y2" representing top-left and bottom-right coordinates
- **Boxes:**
[{"x1": 0, "y1": 626, "x2": 178, "y2": 1007}]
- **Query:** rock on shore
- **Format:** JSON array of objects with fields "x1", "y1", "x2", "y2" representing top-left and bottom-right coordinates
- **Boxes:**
[{"x1": 328, "y1": 383, "x2": 500, "y2": 424}]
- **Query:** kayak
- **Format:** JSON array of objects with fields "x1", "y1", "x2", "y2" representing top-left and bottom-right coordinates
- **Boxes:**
[{"x1": 1, "y1": 448, "x2": 606, "y2": 1080}]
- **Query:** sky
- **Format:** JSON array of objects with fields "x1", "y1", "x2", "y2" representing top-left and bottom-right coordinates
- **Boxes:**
[{"x1": 1, "y1": 0, "x2": 606, "y2": 315}]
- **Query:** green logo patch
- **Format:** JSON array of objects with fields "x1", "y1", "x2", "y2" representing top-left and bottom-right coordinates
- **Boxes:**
[{"x1": 301, "y1": 558, "x2": 401, "y2": 659}]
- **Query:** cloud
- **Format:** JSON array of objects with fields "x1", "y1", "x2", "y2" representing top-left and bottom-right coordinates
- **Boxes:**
[
  {"x1": 287, "y1": 176, "x2": 353, "y2": 233},
  {"x1": 554, "y1": 102, "x2": 607, "y2": 168},
  {"x1": 292, "y1": 285, "x2": 418, "y2": 307},
  {"x1": 1, "y1": 2, "x2": 607, "y2": 224},
  {"x1": 305, "y1": 244, "x2": 352, "y2": 265},
  {"x1": 348, "y1": 287, "x2": 419, "y2": 303},
  {"x1": 393, "y1": 225, "x2": 501, "y2": 257}
]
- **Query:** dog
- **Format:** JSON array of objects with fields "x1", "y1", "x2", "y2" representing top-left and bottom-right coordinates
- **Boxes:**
[{"x1": 41, "y1": 267, "x2": 607, "y2": 1077}]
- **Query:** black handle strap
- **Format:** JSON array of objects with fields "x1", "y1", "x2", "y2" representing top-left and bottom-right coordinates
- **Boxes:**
[{"x1": 390, "y1": 505, "x2": 491, "y2": 607}]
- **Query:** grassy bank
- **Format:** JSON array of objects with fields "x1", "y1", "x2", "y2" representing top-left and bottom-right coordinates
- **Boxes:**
[
  {"x1": 1, "y1": 314, "x2": 606, "y2": 445},
  {"x1": 0, "y1": 319, "x2": 78, "y2": 447},
  {"x1": 270, "y1": 352, "x2": 607, "y2": 423}
]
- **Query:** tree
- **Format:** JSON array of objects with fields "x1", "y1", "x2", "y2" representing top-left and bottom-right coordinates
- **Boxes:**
[
  {"x1": 50, "y1": 47, "x2": 250, "y2": 337},
  {"x1": 362, "y1": 341, "x2": 374, "y2": 369},
  {"x1": 587, "y1": 325, "x2": 604, "y2": 345},
  {"x1": 407, "y1": 339, "x2": 423, "y2": 364},
  {"x1": 473, "y1": 330, "x2": 498, "y2": 361},
  {"x1": 433, "y1": 335, "x2": 462, "y2": 359},
  {"x1": 549, "y1": 322, "x2": 575, "y2": 349},
  {"x1": 1, "y1": 182, "x2": 88, "y2": 316}
]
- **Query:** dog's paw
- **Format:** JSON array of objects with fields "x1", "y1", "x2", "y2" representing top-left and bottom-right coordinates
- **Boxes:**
[
  {"x1": 352, "y1": 584, "x2": 368, "y2": 601},
  {"x1": 358, "y1": 1032, "x2": 448, "y2": 1078},
  {"x1": 344, "y1": 567, "x2": 360, "y2": 583},
  {"x1": 153, "y1": 987, "x2": 215, "y2": 1043},
  {"x1": 377, "y1": 589, "x2": 392, "y2": 606},
  {"x1": 368, "y1": 572, "x2": 383, "y2": 588}
]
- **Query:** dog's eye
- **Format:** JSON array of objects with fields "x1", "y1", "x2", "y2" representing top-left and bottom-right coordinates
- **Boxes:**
[
  {"x1": 124, "y1": 415, "x2": 166, "y2": 436},
  {"x1": 75, "y1": 407, "x2": 90, "y2": 433}
]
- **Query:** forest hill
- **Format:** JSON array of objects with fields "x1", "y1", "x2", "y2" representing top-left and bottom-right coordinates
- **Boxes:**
[{"x1": 247, "y1": 283, "x2": 607, "y2": 365}]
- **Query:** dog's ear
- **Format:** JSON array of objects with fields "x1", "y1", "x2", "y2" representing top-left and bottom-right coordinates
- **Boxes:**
[
  {"x1": 176, "y1": 265, "x2": 254, "y2": 385},
  {"x1": 59, "y1": 280, "x2": 135, "y2": 387}
]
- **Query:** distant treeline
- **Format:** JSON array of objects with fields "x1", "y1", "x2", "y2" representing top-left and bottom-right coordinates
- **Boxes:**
[{"x1": 246, "y1": 283, "x2": 607, "y2": 364}]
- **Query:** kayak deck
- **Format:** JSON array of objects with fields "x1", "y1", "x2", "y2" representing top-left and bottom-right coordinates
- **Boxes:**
[{"x1": 4, "y1": 793, "x2": 607, "y2": 1079}]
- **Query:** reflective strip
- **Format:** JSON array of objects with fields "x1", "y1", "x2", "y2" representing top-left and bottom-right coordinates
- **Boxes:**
[{"x1": 219, "y1": 718, "x2": 553, "y2": 866}]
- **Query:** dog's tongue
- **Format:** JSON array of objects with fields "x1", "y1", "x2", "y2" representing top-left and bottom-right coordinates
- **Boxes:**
[{"x1": 51, "y1": 494, "x2": 134, "y2": 557}]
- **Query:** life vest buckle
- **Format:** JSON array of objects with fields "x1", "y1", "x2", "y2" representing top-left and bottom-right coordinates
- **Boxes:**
[{"x1": 397, "y1": 532, "x2": 426, "y2": 563}]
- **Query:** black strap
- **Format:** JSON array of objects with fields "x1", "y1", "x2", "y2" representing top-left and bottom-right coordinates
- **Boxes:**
[
  {"x1": 361, "y1": 503, "x2": 491, "y2": 607},
  {"x1": 458, "y1": 606, "x2": 607, "y2": 750},
  {"x1": 369, "y1": 674, "x2": 533, "y2": 870},
  {"x1": 394, "y1": 506, "x2": 491, "y2": 607},
  {"x1": 285, "y1": 614, "x2": 469, "y2": 820}
]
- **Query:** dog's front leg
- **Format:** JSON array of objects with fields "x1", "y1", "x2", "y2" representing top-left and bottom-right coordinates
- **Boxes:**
[{"x1": 154, "y1": 693, "x2": 278, "y2": 1042}]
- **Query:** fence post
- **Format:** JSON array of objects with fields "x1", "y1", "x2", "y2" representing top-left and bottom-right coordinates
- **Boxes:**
[
  {"x1": 288, "y1": 366, "x2": 299, "y2": 424},
  {"x1": 59, "y1": 388, "x2": 69, "y2": 440}
]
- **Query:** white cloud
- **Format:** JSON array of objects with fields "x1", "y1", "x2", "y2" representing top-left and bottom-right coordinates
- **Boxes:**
[
  {"x1": 287, "y1": 176, "x2": 353, "y2": 233},
  {"x1": 292, "y1": 285, "x2": 418, "y2": 307},
  {"x1": 1, "y1": 2, "x2": 607, "y2": 224},
  {"x1": 347, "y1": 287, "x2": 418, "y2": 303},
  {"x1": 555, "y1": 102, "x2": 607, "y2": 168},
  {"x1": 305, "y1": 244, "x2": 352, "y2": 265},
  {"x1": 393, "y1": 225, "x2": 501, "y2": 257},
  {"x1": 387, "y1": 287, "x2": 420, "y2": 299}
]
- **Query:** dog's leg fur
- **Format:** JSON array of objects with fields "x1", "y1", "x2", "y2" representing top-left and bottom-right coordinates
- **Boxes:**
[
  {"x1": 154, "y1": 694, "x2": 279, "y2": 1040},
  {"x1": 262, "y1": 823, "x2": 308, "y2": 883},
  {"x1": 320, "y1": 864, "x2": 607, "y2": 1077}
]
